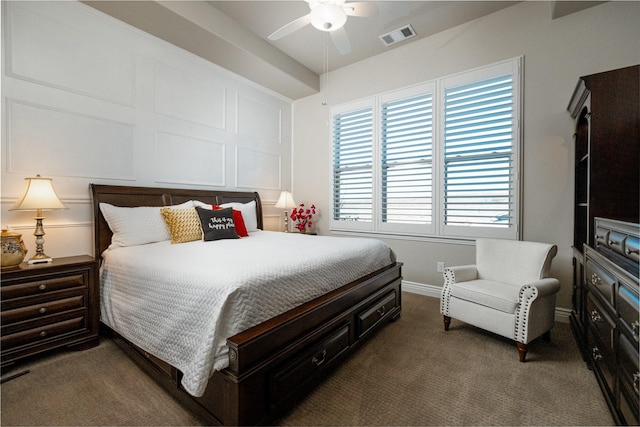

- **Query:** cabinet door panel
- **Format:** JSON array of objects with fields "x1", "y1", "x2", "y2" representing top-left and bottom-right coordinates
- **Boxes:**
[{"x1": 618, "y1": 282, "x2": 640, "y2": 343}]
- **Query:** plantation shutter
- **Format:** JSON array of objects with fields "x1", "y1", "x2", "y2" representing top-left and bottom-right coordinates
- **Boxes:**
[
  {"x1": 443, "y1": 73, "x2": 515, "y2": 231},
  {"x1": 380, "y1": 93, "x2": 433, "y2": 226},
  {"x1": 332, "y1": 106, "x2": 374, "y2": 224}
]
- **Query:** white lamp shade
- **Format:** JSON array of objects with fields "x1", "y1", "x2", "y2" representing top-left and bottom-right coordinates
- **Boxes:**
[
  {"x1": 274, "y1": 190, "x2": 297, "y2": 209},
  {"x1": 11, "y1": 175, "x2": 66, "y2": 211}
]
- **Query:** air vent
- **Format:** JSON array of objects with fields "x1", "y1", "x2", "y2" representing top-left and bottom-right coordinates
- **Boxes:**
[{"x1": 379, "y1": 24, "x2": 416, "y2": 47}]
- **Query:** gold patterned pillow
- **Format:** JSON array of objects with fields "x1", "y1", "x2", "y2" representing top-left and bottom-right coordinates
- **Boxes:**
[{"x1": 160, "y1": 207, "x2": 202, "y2": 244}]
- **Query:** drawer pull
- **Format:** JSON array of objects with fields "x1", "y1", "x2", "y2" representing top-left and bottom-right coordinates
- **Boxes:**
[
  {"x1": 632, "y1": 321, "x2": 640, "y2": 340},
  {"x1": 592, "y1": 346, "x2": 603, "y2": 361},
  {"x1": 38, "y1": 284, "x2": 47, "y2": 291},
  {"x1": 590, "y1": 310, "x2": 602, "y2": 323},
  {"x1": 626, "y1": 247, "x2": 639, "y2": 255},
  {"x1": 39, "y1": 307, "x2": 47, "y2": 314},
  {"x1": 312, "y1": 350, "x2": 327, "y2": 366},
  {"x1": 634, "y1": 372, "x2": 639, "y2": 394},
  {"x1": 39, "y1": 331, "x2": 47, "y2": 338},
  {"x1": 377, "y1": 306, "x2": 386, "y2": 318},
  {"x1": 590, "y1": 273, "x2": 601, "y2": 287}
]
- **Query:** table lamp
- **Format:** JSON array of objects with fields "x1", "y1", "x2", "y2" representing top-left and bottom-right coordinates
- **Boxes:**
[
  {"x1": 10, "y1": 175, "x2": 66, "y2": 264},
  {"x1": 274, "y1": 190, "x2": 297, "y2": 232}
]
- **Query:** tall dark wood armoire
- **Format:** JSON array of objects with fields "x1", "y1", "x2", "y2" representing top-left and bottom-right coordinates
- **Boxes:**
[{"x1": 568, "y1": 64, "x2": 640, "y2": 425}]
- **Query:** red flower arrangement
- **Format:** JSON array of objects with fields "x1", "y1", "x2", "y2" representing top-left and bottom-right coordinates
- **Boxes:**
[{"x1": 290, "y1": 203, "x2": 316, "y2": 232}]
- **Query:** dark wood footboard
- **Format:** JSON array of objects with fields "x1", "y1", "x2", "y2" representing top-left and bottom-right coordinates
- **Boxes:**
[{"x1": 221, "y1": 261, "x2": 402, "y2": 425}]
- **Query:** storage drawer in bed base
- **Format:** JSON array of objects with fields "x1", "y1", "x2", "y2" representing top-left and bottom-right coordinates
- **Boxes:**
[
  {"x1": 358, "y1": 290, "x2": 398, "y2": 338},
  {"x1": 271, "y1": 324, "x2": 350, "y2": 408}
]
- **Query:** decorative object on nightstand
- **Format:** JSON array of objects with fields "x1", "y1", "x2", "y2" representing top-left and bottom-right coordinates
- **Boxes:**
[
  {"x1": 274, "y1": 190, "x2": 297, "y2": 232},
  {"x1": 0, "y1": 255, "x2": 100, "y2": 368},
  {"x1": 10, "y1": 175, "x2": 66, "y2": 264},
  {"x1": 290, "y1": 203, "x2": 317, "y2": 233},
  {"x1": 1, "y1": 229, "x2": 28, "y2": 269}
]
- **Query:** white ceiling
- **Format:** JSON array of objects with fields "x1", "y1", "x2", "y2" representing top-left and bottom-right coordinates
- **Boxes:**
[
  {"x1": 85, "y1": 1, "x2": 605, "y2": 99},
  {"x1": 210, "y1": 1, "x2": 520, "y2": 74}
]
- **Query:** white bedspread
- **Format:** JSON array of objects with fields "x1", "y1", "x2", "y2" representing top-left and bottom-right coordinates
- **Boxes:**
[{"x1": 100, "y1": 231, "x2": 393, "y2": 397}]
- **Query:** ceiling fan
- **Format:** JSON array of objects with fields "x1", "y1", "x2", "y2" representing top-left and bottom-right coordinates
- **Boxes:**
[{"x1": 268, "y1": 0, "x2": 378, "y2": 55}]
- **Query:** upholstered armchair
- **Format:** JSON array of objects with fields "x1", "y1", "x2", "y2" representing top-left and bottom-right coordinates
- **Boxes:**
[{"x1": 440, "y1": 238, "x2": 560, "y2": 362}]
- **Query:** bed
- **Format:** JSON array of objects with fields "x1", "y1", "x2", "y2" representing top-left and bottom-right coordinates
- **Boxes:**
[{"x1": 90, "y1": 184, "x2": 402, "y2": 426}]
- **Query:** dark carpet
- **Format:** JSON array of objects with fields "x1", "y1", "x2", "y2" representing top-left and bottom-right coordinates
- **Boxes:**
[{"x1": 1, "y1": 293, "x2": 614, "y2": 426}]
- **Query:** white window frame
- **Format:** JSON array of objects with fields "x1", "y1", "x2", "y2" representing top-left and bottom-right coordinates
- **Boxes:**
[{"x1": 330, "y1": 57, "x2": 522, "y2": 241}]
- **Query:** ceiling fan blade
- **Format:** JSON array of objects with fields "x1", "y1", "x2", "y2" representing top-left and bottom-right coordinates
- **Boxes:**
[
  {"x1": 268, "y1": 14, "x2": 311, "y2": 40},
  {"x1": 330, "y1": 27, "x2": 351, "y2": 55},
  {"x1": 343, "y1": 2, "x2": 378, "y2": 18}
]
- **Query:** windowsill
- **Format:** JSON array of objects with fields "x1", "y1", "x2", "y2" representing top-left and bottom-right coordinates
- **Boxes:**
[{"x1": 328, "y1": 229, "x2": 476, "y2": 245}]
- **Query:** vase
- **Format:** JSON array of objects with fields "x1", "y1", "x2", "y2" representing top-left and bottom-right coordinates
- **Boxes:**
[{"x1": 1, "y1": 229, "x2": 28, "y2": 269}]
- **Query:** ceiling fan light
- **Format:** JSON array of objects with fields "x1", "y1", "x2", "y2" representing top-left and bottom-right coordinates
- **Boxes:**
[{"x1": 309, "y1": 3, "x2": 347, "y2": 32}]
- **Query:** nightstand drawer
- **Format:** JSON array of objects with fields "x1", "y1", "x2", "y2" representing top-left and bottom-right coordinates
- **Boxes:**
[
  {"x1": 1, "y1": 273, "x2": 87, "y2": 300},
  {"x1": 1, "y1": 315, "x2": 87, "y2": 351},
  {"x1": 1, "y1": 294, "x2": 86, "y2": 325}
]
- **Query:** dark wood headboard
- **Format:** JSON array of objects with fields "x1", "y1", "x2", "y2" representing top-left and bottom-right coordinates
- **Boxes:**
[{"x1": 90, "y1": 184, "x2": 263, "y2": 260}]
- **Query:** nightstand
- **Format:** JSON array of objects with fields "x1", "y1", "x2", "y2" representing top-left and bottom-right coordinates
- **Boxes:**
[{"x1": 1, "y1": 255, "x2": 99, "y2": 368}]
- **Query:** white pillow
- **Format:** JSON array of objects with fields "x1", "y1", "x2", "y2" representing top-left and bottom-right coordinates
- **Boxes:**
[
  {"x1": 219, "y1": 200, "x2": 258, "y2": 232},
  {"x1": 100, "y1": 201, "x2": 193, "y2": 249},
  {"x1": 192, "y1": 200, "x2": 213, "y2": 210}
]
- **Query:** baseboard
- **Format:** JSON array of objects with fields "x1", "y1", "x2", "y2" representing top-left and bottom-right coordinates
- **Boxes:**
[
  {"x1": 401, "y1": 280, "x2": 441, "y2": 298},
  {"x1": 401, "y1": 280, "x2": 571, "y2": 324},
  {"x1": 554, "y1": 307, "x2": 571, "y2": 324}
]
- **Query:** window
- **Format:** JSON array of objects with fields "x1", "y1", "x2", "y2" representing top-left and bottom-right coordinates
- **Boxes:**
[
  {"x1": 331, "y1": 58, "x2": 521, "y2": 240},
  {"x1": 332, "y1": 102, "x2": 374, "y2": 229},
  {"x1": 379, "y1": 85, "x2": 434, "y2": 235}
]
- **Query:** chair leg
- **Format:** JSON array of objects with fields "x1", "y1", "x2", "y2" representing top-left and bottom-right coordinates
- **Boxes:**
[
  {"x1": 443, "y1": 315, "x2": 451, "y2": 331},
  {"x1": 517, "y1": 342, "x2": 527, "y2": 362}
]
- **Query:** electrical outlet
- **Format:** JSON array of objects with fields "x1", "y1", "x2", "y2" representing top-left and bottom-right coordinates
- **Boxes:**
[{"x1": 437, "y1": 261, "x2": 445, "y2": 272}]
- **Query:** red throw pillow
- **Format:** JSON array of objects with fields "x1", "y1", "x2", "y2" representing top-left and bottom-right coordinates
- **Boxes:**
[{"x1": 213, "y1": 205, "x2": 249, "y2": 237}]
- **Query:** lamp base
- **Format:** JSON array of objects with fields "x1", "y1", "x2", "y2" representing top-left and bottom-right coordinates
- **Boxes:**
[
  {"x1": 283, "y1": 211, "x2": 290, "y2": 232},
  {"x1": 29, "y1": 216, "x2": 53, "y2": 264},
  {"x1": 27, "y1": 254, "x2": 53, "y2": 265}
]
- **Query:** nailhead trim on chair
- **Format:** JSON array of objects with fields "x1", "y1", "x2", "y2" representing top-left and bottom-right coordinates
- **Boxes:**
[
  {"x1": 514, "y1": 285, "x2": 538, "y2": 343},
  {"x1": 440, "y1": 268, "x2": 455, "y2": 316}
]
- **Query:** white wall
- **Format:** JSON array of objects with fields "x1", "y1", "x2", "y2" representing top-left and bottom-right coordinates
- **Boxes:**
[
  {"x1": 1, "y1": 1, "x2": 293, "y2": 259},
  {"x1": 291, "y1": 1, "x2": 640, "y2": 308}
]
